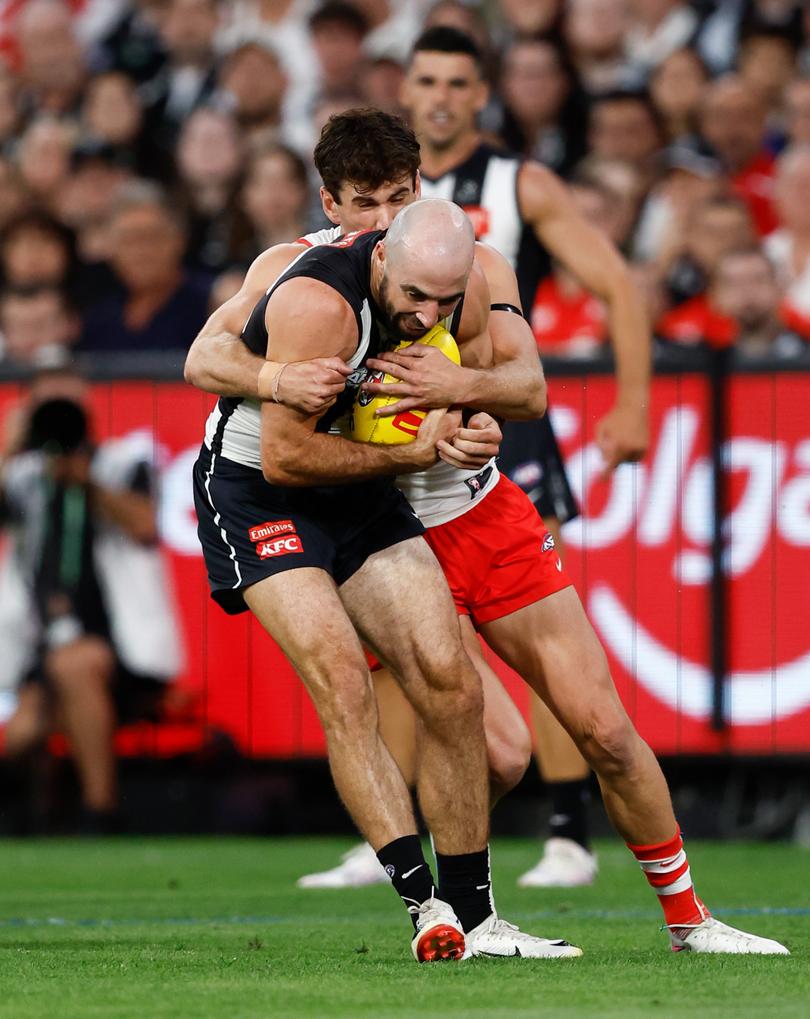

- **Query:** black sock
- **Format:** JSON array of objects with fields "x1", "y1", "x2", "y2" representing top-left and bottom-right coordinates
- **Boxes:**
[
  {"x1": 376, "y1": 835, "x2": 435, "y2": 928},
  {"x1": 548, "y1": 778, "x2": 590, "y2": 850},
  {"x1": 435, "y1": 846, "x2": 493, "y2": 933}
]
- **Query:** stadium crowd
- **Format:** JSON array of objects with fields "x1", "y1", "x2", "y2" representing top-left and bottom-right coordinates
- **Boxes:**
[{"x1": 0, "y1": 0, "x2": 807, "y2": 368}]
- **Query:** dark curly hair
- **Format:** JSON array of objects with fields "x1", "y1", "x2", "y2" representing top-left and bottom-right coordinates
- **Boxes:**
[{"x1": 313, "y1": 108, "x2": 421, "y2": 200}]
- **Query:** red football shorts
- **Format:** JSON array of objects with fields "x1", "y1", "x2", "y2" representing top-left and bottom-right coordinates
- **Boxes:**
[{"x1": 423, "y1": 474, "x2": 573, "y2": 627}]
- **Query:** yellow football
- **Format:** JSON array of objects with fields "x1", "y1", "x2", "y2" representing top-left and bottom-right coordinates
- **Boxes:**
[{"x1": 350, "y1": 325, "x2": 461, "y2": 445}]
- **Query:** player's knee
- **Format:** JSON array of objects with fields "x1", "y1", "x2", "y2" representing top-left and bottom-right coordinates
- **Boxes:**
[
  {"x1": 46, "y1": 638, "x2": 114, "y2": 694},
  {"x1": 487, "y1": 723, "x2": 531, "y2": 798},
  {"x1": 309, "y1": 663, "x2": 377, "y2": 738},
  {"x1": 577, "y1": 708, "x2": 640, "y2": 779}
]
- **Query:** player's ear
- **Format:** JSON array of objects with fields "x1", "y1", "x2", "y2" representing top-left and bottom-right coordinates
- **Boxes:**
[
  {"x1": 321, "y1": 185, "x2": 341, "y2": 225},
  {"x1": 474, "y1": 78, "x2": 489, "y2": 115}
]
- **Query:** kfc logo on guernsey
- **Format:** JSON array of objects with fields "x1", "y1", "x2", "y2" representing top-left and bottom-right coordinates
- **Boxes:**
[
  {"x1": 256, "y1": 535, "x2": 303, "y2": 559},
  {"x1": 549, "y1": 374, "x2": 810, "y2": 748}
]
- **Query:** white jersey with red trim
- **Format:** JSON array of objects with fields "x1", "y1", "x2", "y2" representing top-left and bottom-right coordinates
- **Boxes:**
[{"x1": 299, "y1": 227, "x2": 499, "y2": 527}]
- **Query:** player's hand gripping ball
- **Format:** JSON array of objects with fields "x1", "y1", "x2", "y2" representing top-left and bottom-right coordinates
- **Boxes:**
[{"x1": 350, "y1": 325, "x2": 460, "y2": 444}]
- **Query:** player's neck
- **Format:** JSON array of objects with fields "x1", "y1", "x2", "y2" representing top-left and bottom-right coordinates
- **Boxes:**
[{"x1": 419, "y1": 131, "x2": 482, "y2": 180}]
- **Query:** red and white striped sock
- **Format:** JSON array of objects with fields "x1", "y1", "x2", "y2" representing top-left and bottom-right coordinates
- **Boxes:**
[{"x1": 627, "y1": 827, "x2": 710, "y2": 928}]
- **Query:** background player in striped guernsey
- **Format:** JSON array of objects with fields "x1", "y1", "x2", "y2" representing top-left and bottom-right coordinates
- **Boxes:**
[
  {"x1": 401, "y1": 25, "x2": 650, "y2": 887},
  {"x1": 186, "y1": 109, "x2": 789, "y2": 956}
]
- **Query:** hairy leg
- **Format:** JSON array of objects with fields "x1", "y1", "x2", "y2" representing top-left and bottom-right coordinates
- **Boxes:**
[
  {"x1": 244, "y1": 568, "x2": 417, "y2": 849},
  {"x1": 373, "y1": 668, "x2": 418, "y2": 788},
  {"x1": 339, "y1": 538, "x2": 489, "y2": 855},
  {"x1": 46, "y1": 636, "x2": 117, "y2": 812},
  {"x1": 480, "y1": 588, "x2": 676, "y2": 845}
]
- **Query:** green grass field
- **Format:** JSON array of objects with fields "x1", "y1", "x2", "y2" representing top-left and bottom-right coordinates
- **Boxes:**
[{"x1": 0, "y1": 837, "x2": 806, "y2": 1019}]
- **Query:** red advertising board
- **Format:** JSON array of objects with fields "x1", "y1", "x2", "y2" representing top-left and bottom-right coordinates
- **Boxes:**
[{"x1": 1, "y1": 372, "x2": 808, "y2": 757}]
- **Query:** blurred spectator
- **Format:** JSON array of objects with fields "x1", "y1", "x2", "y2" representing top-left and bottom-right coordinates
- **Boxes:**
[
  {"x1": 92, "y1": 0, "x2": 167, "y2": 84},
  {"x1": 359, "y1": 56, "x2": 404, "y2": 115},
  {"x1": 79, "y1": 180, "x2": 211, "y2": 354},
  {"x1": 80, "y1": 71, "x2": 156, "y2": 177},
  {"x1": 0, "y1": 67, "x2": 21, "y2": 145},
  {"x1": 588, "y1": 89, "x2": 664, "y2": 186},
  {"x1": 309, "y1": 3, "x2": 369, "y2": 100},
  {"x1": 0, "y1": 210, "x2": 75, "y2": 289},
  {"x1": 564, "y1": 0, "x2": 629, "y2": 94},
  {"x1": 739, "y1": 27, "x2": 800, "y2": 118},
  {"x1": 699, "y1": 74, "x2": 779, "y2": 236},
  {"x1": 0, "y1": 284, "x2": 78, "y2": 367},
  {"x1": 310, "y1": 89, "x2": 366, "y2": 138},
  {"x1": 208, "y1": 267, "x2": 246, "y2": 312},
  {"x1": 783, "y1": 75, "x2": 810, "y2": 145},
  {"x1": 657, "y1": 196, "x2": 757, "y2": 344},
  {"x1": 232, "y1": 142, "x2": 310, "y2": 263},
  {"x1": 359, "y1": 0, "x2": 435, "y2": 64},
  {"x1": 499, "y1": 37, "x2": 588, "y2": 178},
  {"x1": 15, "y1": 116, "x2": 75, "y2": 210},
  {"x1": 697, "y1": 0, "x2": 803, "y2": 77},
  {"x1": 174, "y1": 106, "x2": 243, "y2": 274},
  {"x1": 634, "y1": 144, "x2": 722, "y2": 264},
  {"x1": 497, "y1": 0, "x2": 563, "y2": 40},
  {"x1": 712, "y1": 247, "x2": 806, "y2": 358},
  {"x1": 0, "y1": 370, "x2": 182, "y2": 831},
  {"x1": 142, "y1": 0, "x2": 220, "y2": 151},
  {"x1": 576, "y1": 155, "x2": 647, "y2": 253},
  {"x1": 15, "y1": 0, "x2": 87, "y2": 116},
  {"x1": 217, "y1": 40, "x2": 297, "y2": 148},
  {"x1": 624, "y1": 0, "x2": 699, "y2": 84},
  {"x1": 649, "y1": 47, "x2": 709, "y2": 144},
  {"x1": 765, "y1": 144, "x2": 810, "y2": 338},
  {"x1": 423, "y1": 1, "x2": 492, "y2": 58},
  {"x1": 529, "y1": 181, "x2": 618, "y2": 356},
  {"x1": 57, "y1": 144, "x2": 133, "y2": 267}
]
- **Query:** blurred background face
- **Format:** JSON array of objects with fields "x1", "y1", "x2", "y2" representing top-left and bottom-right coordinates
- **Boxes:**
[
  {"x1": 402, "y1": 51, "x2": 486, "y2": 150},
  {"x1": 58, "y1": 162, "x2": 130, "y2": 262},
  {"x1": 312, "y1": 23, "x2": 365, "y2": 91},
  {"x1": 501, "y1": 41, "x2": 569, "y2": 127},
  {"x1": 360, "y1": 59, "x2": 404, "y2": 115},
  {"x1": 177, "y1": 109, "x2": 242, "y2": 187},
  {"x1": 2, "y1": 226, "x2": 70, "y2": 286},
  {"x1": 83, "y1": 73, "x2": 143, "y2": 145},
  {"x1": 17, "y1": 118, "x2": 73, "y2": 197},
  {"x1": 775, "y1": 152, "x2": 810, "y2": 234},
  {"x1": 220, "y1": 46, "x2": 287, "y2": 125},
  {"x1": 650, "y1": 49, "x2": 708, "y2": 128},
  {"x1": 498, "y1": 0, "x2": 561, "y2": 35},
  {"x1": 423, "y1": 1, "x2": 490, "y2": 53},
  {"x1": 569, "y1": 183, "x2": 623, "y2": 244},
  {"x1": 739, "y1": 35, "x2": 797, "y2": 110},
  {"x1": 565, "y1": 0, "x2": 627, "y2": 58},
  {"x1": 0, "y1": 291, "x2": 76, "y2": 362},
  {"x1": 588, "y1": 99, "x2": 659, "y2": 166},
  {"x1": 700, "y1": 80, "x2": 766, "y2": 170},
  {"x1": 242, "y1": 151, "x2": 308, "y2": 234},
  {"x1": 712, "y1": 253, "x2": 780, "y2": 330},
  {"x1": 159, "y1": 0, "x2": 218, "y2": 65},
  {"x1": 17, "y1": 0, "x2": 84, "y2": 93},
  {"x1": 686, "y1": 203, "x2": 754, "y2": 272},
  {"x1": 108, "y1": 203, "x2": 185, "y2": 291},
  {"x1": 0, "y1": 161, "x2": 30, "y2": 231}
]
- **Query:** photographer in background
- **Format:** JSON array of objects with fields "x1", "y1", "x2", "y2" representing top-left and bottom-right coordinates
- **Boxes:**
[{"x1": 0, "y1": 369, "x2": 183, "y2": 831}]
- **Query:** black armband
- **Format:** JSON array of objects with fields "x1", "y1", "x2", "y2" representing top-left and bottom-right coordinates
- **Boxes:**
[{"x1": 490, "y1": 302, "x2": 523, "y2": 316}]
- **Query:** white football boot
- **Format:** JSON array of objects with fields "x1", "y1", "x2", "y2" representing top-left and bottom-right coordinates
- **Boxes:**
[
  {"x1": 668, "y1": 916, "x2": 789, "y2": 955},
  {"x1": 410, "y1": 897, "x2": 466, "y2": 962},
  {"x1": 464, "y1": 913, "x2": 583, "y2": 959},
  {"x1": 517, "y1": 838, "x2": 598, "y2": 888},
  {"x1": 296, "y1": 842, "x2": 388, "y2": 889}
]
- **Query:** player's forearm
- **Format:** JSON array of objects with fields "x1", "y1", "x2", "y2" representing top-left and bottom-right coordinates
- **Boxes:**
[
  {"x1": 263, "y1": 432, "x2": 426, "y2": 487},
  {"x1": 459, "y1": 359, "x2": 547, "y2": 420},
  {"x1": 605, "y1": 274, "x2": 651, "y2": 410},
  {"x1": 184, "y1": 331, "x2": 276, "y2": 400}
]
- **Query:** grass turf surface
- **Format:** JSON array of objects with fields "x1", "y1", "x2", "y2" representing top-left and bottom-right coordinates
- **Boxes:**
[{"x1": 0, "y1": 837, "x2": 806, "y2": 1019}]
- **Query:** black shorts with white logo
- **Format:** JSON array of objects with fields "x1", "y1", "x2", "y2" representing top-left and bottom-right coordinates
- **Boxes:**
[
  {"x1": 497, "y1": 414, "x2": 579, "y2": 525},
  {"x1": 193, "y1": 445, "x2": 425, "y2": 614}
]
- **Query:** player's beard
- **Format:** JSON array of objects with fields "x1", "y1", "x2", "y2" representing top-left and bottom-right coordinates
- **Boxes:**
[{"x1": 376, "y1": 274, "x2": 429, "y2": 344}]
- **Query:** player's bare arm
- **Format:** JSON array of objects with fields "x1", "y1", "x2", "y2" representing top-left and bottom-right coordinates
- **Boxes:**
[
  {"x1": 184, "y1": 243, "x2": 351, "y2": 414},
  {"x1": 363, "y1": 253, "x2": 546, "y2": 420},
  {"x1": 260, "y1": 278, "x2": 457, "y2": 486},
  {"x1": 519, "y1": 161, "x2": 651, "y2": 471}
]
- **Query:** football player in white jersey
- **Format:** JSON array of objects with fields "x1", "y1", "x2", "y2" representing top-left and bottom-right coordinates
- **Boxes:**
[
  {"x1": 401, "y1": 25, "x2": 651, "y2": 886},
  {"x1": 186, "y1": 109, "x2": 789, "y2": 956}
]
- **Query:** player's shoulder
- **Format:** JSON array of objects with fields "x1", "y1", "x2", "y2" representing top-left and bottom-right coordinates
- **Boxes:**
[{"x1": 516, "y1": 159, "x2": 568, "y2": 219}]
